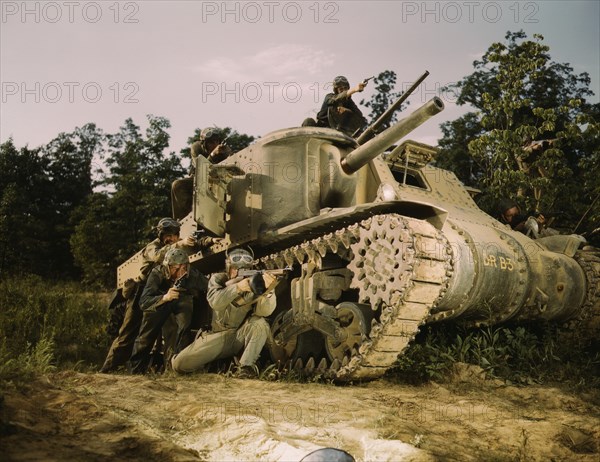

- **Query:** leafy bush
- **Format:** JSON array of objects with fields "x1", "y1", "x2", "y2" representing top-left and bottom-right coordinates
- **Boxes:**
[{"x1": 389, "y1": 322, "x2": 600, "y2": 388}]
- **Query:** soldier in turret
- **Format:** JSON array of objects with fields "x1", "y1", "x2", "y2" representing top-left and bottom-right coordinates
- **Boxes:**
[
  {"x1": 171, "y1": 127, "x2": 233, "y2": 220},
  {"x1": 302, "y1": 76, "x2": 367, "y2": 135}
]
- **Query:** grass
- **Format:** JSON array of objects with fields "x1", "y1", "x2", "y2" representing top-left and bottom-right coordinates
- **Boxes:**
[
  {"x1": 0, "y1": 275, "x2": 111, "y2": 387},
  {"x1": 388, "y1": 321, "x2": 600, "y2": 389}
]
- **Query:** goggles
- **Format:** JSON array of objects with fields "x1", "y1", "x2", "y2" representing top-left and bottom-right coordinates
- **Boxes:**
[
  {"x1": 229, "y1": 253, "x2": 253, "y2": 265},
  {"x1": 202, "y1": 128, "x2": 221, "y2": 141}
]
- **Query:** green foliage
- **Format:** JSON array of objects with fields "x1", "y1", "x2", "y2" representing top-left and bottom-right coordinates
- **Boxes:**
[
  {"x1": 0, "y1": 125, "x2": 103, "y2": 279},
  {"x1": 390, "y1": 323, "x2": 599, "y2": 387},
  {"x1": 0, "y1": 139, "x2": 49, "y2": 277},
  {"x1": 0, "y1": 276, "x2": 110, "y2": 375},
  {"x1": 71, "y1": 115, "x2": 186, "y2": 286},
  {"x1": 180, "y1": 127, "x2": 256, "y2": 160},
  {"x1": 437, "y1": 31, "x2": 600, "y2": 235},
  {"x1": 0, "y1": 336, "x2": 56, "y2": 388}
]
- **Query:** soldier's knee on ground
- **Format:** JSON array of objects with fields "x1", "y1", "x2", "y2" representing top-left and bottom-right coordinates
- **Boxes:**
[{"x1": 302, "y1": 118, "x2": 317, "y2": 127}]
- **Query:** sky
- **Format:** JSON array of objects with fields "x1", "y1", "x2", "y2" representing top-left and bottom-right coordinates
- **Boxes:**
[{"x1": 1, "y1": 0, "x2": 599, "y2": 154}]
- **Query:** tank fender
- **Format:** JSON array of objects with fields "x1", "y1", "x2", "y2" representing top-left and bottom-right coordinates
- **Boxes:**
[
  {"x1": 535, "y1": 234, "x2": 586, "y2": 257},
  {"x1": 379, "y1": 199, "x2": 448, "y2": 230}
]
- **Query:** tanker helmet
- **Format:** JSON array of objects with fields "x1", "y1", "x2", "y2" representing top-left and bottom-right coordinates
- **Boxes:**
[
  {"x1": 156, "y1": 217, "x2": 180, "y2": 237},
  {"x1": 226, "y1": 247, "x2": 254, "y2": 270},
  {"x1": 300, "y1": 448, "x2": 355, "y2": 462},
  {"x1": 498, "y1": 198, "x2": 518, "y2": 215},
  {"x1": 332, "y1": 76, "x2": 350, "y2": 91},
  {"x1": 200, "y1": 127, "x2": 223, "y2": 142},
  {"x1": 163, "y1": 248, "x2": 189, "y2": 266}
]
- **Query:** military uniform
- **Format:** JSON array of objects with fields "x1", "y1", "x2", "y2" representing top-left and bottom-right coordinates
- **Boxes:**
[
  {"x1": 171, "y1": 140, "x2": 232, "y2": 220},
  {"x1": 316, "y1": 90, "x2": 366, "y2": 129},
  {"x1": 129, "y1": 265, "x2": 207, "y2": 374},
  {"x1": 100, "y1": 238, "x2": 175, "y2": 373},
  {"x1": 171, "y1": 272, "x2": 275, "y2": 373}
]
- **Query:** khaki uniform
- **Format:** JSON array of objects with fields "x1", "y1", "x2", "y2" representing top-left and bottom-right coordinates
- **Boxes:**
[
  {"x1": 172, "y1": 272, "x2": 275, "y2": 373},
  {"x1": 171, "y1": 141, "x2": 231, "y2": 219},
  {"x1": 100, "y1": 238, "x2": 173, "y2": 372}
]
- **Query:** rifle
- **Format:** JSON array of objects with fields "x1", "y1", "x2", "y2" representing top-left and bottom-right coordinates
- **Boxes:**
[
  {"x1": 173, "y1": 272, "x2": 189, "y2": 291},
  {"x1": 238, "y1": 267, "x2": 292, "y2": 295},
  {"x1": 220, "y1": 134, "x2": 232, "y2": 147},
  {"x1": 237, "y1": 266, "x2": 292, "y2": 278},
  {"x1": 192, "y1": 229, "x2": 205, "y2": 240},
  {"x1": 362, "y1": 76, "x2": 375, "y2": 86}
]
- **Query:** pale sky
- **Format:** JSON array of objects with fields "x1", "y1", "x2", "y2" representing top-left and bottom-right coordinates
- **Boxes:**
[{"x1": 1, "y1": 0, "x2": 599, "y2": 154}]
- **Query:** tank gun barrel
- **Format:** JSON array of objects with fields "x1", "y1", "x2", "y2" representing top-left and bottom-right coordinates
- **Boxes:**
[{"x1": 341, "y1": 96, "x2": 444, "y2": 174}]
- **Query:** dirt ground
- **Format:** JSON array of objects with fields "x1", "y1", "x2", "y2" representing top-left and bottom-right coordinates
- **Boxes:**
[{"x1": 1, "y1": 366, "x2": 598, "y2": 462}]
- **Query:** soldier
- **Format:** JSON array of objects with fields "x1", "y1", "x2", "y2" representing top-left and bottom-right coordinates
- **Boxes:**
[
  {"x1": 497, "y1": 199, "x2": 557, "y2": 238},
  {"x1": 100, "y1": 217, "x2": 201, "y2": 373},
  {"x1": 302, "y1": 76, "x2": 367, "y2": 135},
  {"x1": 171, "y1": 248, "x2": 280, "y2": 378},
  {"x1": 171, "y1": 127, "x2": 233, "y2": 220},
  {"x1": 129, "y1": 247, "x2": 208, "y2": 374}
]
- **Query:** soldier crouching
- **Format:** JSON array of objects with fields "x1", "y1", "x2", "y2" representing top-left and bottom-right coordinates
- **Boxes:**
[
  {"x1": 172, "y1": 248, "x2": 280, "y2": 378},
  {"x1": 129, "y1": 248, "x2": 207, "y2": 374}
]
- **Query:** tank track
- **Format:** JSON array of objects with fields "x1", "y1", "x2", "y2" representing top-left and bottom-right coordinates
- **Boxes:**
[
  {"x1": 561, "y1": 248, "x2": 600, "y2": 339},
  {"x1": 260, "y1": 213, "x2": 453, "y2": 382}
]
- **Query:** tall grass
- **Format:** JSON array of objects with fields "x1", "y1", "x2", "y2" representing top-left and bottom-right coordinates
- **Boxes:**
[
  {"x1": 390, "y1": 322, "x2": 600, "y2": 388},
  {"x1": 0, "y1": 275, "x2": 111, "y2": 386}
]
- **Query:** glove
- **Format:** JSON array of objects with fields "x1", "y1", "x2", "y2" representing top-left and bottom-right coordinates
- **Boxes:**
[
  {"x1": 262, "y1": 273, "x2": 276, "y2": 289},
  {"x1": 183, "y1": 236, "x2": 196, "y2": 247},
  {"x1": 163, "y1": 287, "x2": 180, "y2": 302},
  {"x1": 236, "y1": 277, "x2": 252, "y2": 294},
  {"x1": 122, "y1": 278, "x2": 137, "y2": 298},
  {"x1": 249, "y1": 273, "x2": 266, "y2": 295}
]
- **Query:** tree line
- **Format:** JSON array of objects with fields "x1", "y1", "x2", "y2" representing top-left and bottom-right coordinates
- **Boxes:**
[
  {"x1": 2, "y1": 31, "x2": 598, "y2": 288},
  {"x1": 0, "y1": 116, "x2": 254, "y2": 286}
]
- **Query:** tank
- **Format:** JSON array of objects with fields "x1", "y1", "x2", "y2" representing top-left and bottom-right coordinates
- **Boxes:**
[{"x1": 119, "y1": 96, "x2": 600, "y2": 382}]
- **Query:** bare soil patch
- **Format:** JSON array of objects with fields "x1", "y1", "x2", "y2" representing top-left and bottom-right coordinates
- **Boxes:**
[{"x1": 1, "y1": 369, "x2": 598, "y2": 461}]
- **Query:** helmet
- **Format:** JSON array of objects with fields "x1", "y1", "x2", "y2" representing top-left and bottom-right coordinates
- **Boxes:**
[
  {"x1": 200, "y1": 127, "x2": 223, "y2": 142},
  {"x1": 300, "y1": 448, "x2": 355, "y2": 462},
  {"x1": 226, "y1": 247, "x2": 254, "y2": 270},
  {"x1": 332, "y1": 76, "x2": 350, "y2": 91},
  {"x1": 498, "y1": 198, "x2": 518, "y2": 215},
  {"x1": 156, "y1": 217, "x2": 180, "y2": 237},
  {"x1": 163, "y1": 248, "x2": 189, "y2": 266}
]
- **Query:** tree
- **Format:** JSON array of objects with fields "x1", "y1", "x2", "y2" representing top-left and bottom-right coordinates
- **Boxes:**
[
  {"x1": 0, "y1": 124, "x2": 102, "y2": 279},
  {"x1": 179, "y1": 127, "x2": 256, "y2": 162},
  {"x1": 42, "y1": 124, "x2": 104, "y2": 277},
  {"x1": 436, "y1": 31, "x2": 599, "y2": 233},
  {"x1": 0, "y1": 140, "x2": 50, "y2": 277},
  {"x1": 359, "y1": 70, "x2": 405, "y2": 128},
  {"x1": 71, "y1": 115, "x2": 186, "y2": 286}
]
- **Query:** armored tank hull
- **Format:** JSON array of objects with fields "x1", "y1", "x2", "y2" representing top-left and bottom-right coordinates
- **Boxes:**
[{"x1": 119, "y1": 97, "x2": 600, "y2": 381}]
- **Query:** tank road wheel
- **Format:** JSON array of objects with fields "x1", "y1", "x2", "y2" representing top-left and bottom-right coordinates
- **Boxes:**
[
  {"x1": 325, "y1": 302, "x2": 371, "y2": 362},
  {"x1": 261, "y1": 214, "x2": 452, "y2": 381},
  {"x1": 269, "y1": 312, "x2": 324, "y2": 363}
]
